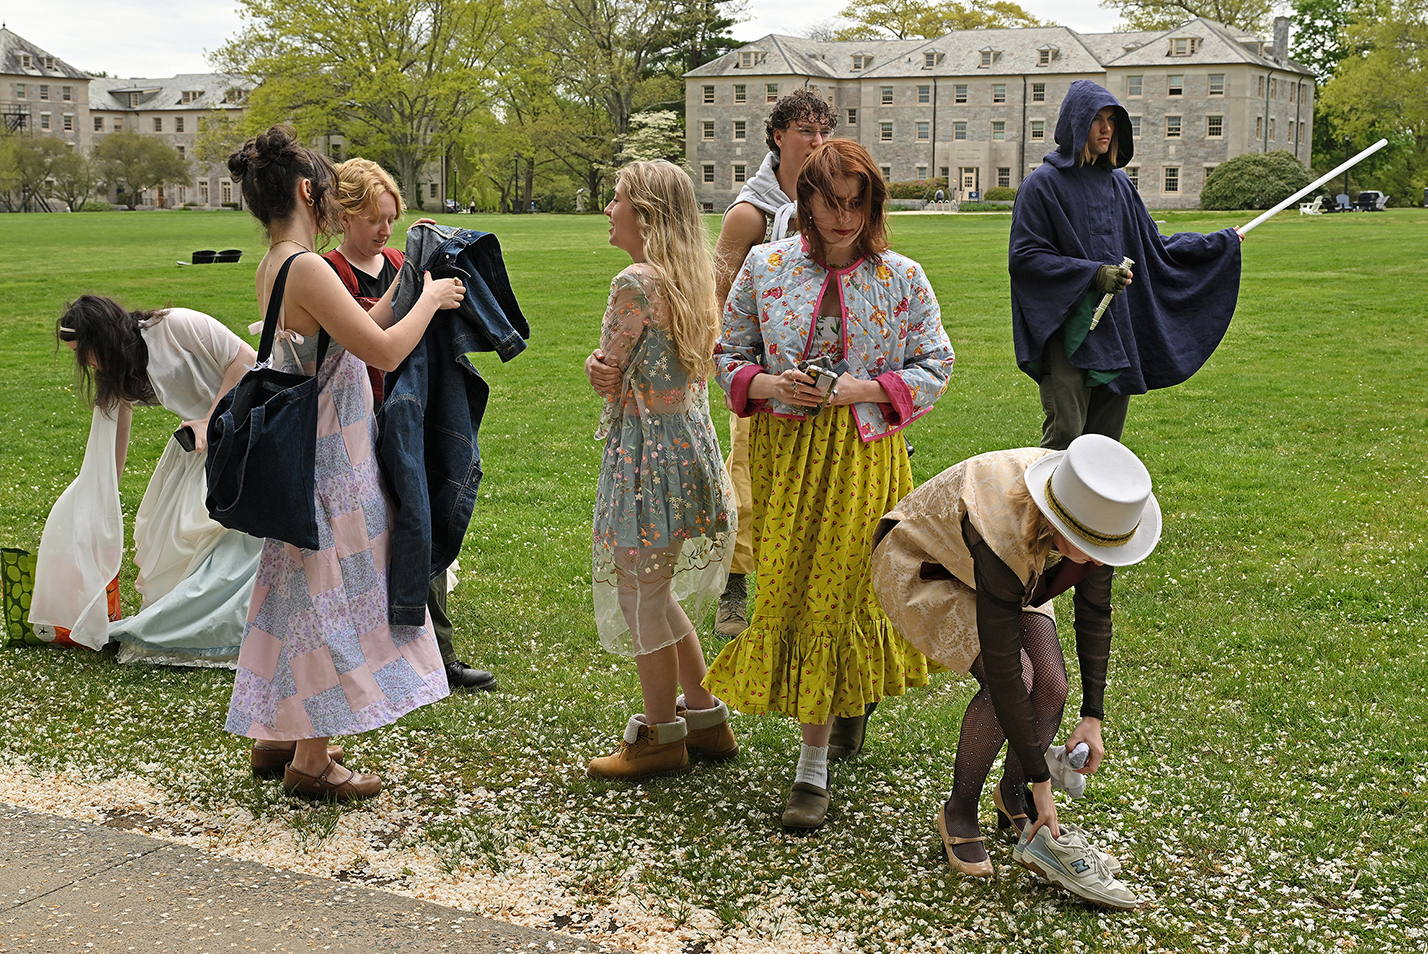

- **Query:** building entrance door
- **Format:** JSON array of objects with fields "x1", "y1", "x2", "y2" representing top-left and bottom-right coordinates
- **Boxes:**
[{"x1": 959, "y1": 167, "x2": 979, "y2": 200}]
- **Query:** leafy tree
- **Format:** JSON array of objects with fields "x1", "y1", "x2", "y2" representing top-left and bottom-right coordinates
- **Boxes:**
[
  {"x1": 93, "y1": 131, "x2": 191, "y2": 210},
  {"x1": 616, "y1": 109, "x2": 684, "y2": 164},
  {"x1": 194, "y1": 112, "x2": 246, "y2": 178},
  {"x1": 833, "y1": 0, "x2": 1046, "y2": 40},
  {"x1": 216, "y1": 0, "x2": 502, "y2": 208},
  {"x1": 1291, "y1": 0, "x2": 1366, "y2": 79},
  {"x1": 653, "y1": 0, "x2": 744, "y2": 78},
  {"x1": 1318, "y1": 0, "x2": 1428, "y2": 204},
  {"x1": 1199, "y1": 150, "x2": 1323, "y2": 209},
  {"x1": 1097, "y1": 0, "x2": 1273, "y2": 33},
  {"x1": 50, "y1": 147, "x2": 98, "y2": 211},
  {"x1": 543, "y1": 0, "x2": 681, "y2": 135}
]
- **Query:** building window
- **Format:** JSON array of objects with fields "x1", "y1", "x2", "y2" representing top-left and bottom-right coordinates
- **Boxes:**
[
  {"x1": 740, "y1": 51, "x2": 754, "y2": 68},
  {"x1": 853, "y1": 54, "x2": 869, "y2": 71},
  {"x1": 1126, "y1": 166, "x2": 1139, "y2": 190},
  {"x1": 1038, "y1": 49, "x2": 1051, "y2": 65},
  {"x1": 1166, "y1": 115, "x2": 1181, "y2": 138},
  {"x1": 39, "y1": 84, "x2": 50, "y2": 100},
  {"x1": 993, "y1": 83, "x2": 1006, "y2": 103},
  {"x1": 62, "y1": 113, "x2": 73, "y2": 131},
  {"x1": 880, "y1": 122, "x2": 893, "y2": 141},
  {"x1": 1299, "y1": 121, "x2": 1305, "y2": 143},
  {"x1": 1032, "y1": 82, "x2": 1045, "y2": 102},
  {"x1": 221, "y1": 179, "x2": 232, "y2": 204},
  {"x1": 176, "y1": 117, "x2": 184, "y2": 133},
  {"x1": 733, "y1": 164, "x2": 747, "y2": 184},
  {"x1": 1209, "y1": 73, "x2": 1224, "y2": 96},
  {"x1": 44, "y1": 56, "x2": 55, "y2": 70},
  {"x1": 847, "y1": 108, "x2": 857, "y2": 125},
  {"x1": 918, "y1": 84, "x2": 930, "y2": 103},
  {"x1": 1257, "y1": 75, "x2": 1264, "y2": 97},
  {"x1": 114, "y1": 118, "x2": 123, "y2": 131},
  {"x1": 881, "y1": 86, "x2": 893, "y2": 105},
  {"x1": 1167, "y1": 74, "x2": 1183, "y2": 96},
  {"x1": 940, "y1": 166, "x2": 949, "y2": 177},
  {"x1": 1270, "y1": 78, "x2": 1277, "y2": 98},
  {"x1": 15, "y1": 83, "x2": 25, "y2": 99},
  {"x1": 700, "y1": 85, "x2": 714, "y2": 105},
  {"x1": 733, "y1": 120, "x2": 746, "y2": 140},
  {"x1": 702, "y1": 120, "x2": 714, "y2": 140},
  {"x1": 1256, "y1": 116, "x2": 1263, "y2": 138},
  {"x1": 62, "y1": 85, "x2": 72, "y2": 101},
  {"x1": 766, "y1": 83, "x2": 778, "y2": 103},
  {"x1": 998, "y1": 167, "x2": 1010, "y2": 187},
  {"x1": 1130, "y1": 115, "x2": 1142, "y2": 138},
  {"x1": 734, "y1": 84, "x2": 746, "y2": 104},
  {"x1": 128, "y1": 92, "x2": 140, "y2": 108},
  {"x1": 177, "y1": 186, "x2": 186, "y2": 204},
  {"x1": 93, "y1": 116, "x2": 103, "y2": 131},
  {"x1": 176, "y1": 145, "x2": 184, "y2": 158},
  {"x1": 702, "y1": 202, "x2": 714, "y2": 212},
  {"x1": 992, "y1": 121, "x2": 1005, "y2": 140},
  {"x1": 39, "y1": 112, "x2": 50, "y2": 130},
  {"x1": 1204, "y1": 164, "x2": 1218, "y2": 180},
  {"x1": 200, "y1": 180, "x2": 210, "y2": 205},
  {"x1": 954, "y1": 121, "x2": 967, "y2": 140},
  {"x1": 154, "y1": 117, "x2": 163, "y2": 132},
  {"x1": 1127, "y1": 75, "x2": 1142, "y2": 97},
  {"x1": 430, "y1": 182, "x2": 438, "y2": 199},
  {"x1": 917, "y1": 165, "x2": 928, "y2": 179},
  {"x1": 1164, "y1": 166, "x2": 1179, "y2": 192},
  {"x1": 1269, "y1": 118, "x2": 1275, "y2": 140},
  {"x1": 1289, "y1": 82, "x2": 1295, "y2": 103},
  {"x1": 1170, "y1": 37, "x2": 1199, "y2": 55},
  {"x1": 924, "y1": 51, "x2": 936, "y2": 68},
  {"x1": 954, "y1": 84, "x2": 967, "y2": 103},
  {"x1": 980, "y1": 50, "x2": 993, "y2": 68},
  {"x1": 1030, "y1": 120, "x2": 1045, "y2": 140},
  {"x1": 1207, "y1": 115, "x2": 1223, "y2": 137},
  {"x1": 880, "y1": 165, "x2": 892, "y2": 181},
  {"x1": 917, "y1": 121, "x2": 929, "y2": 140},
  {"x1": 20, "y1": 54, "x2": 31, "y2": 69},
  {"x1": 702, "y1": 164, "x2": 714, "y2": 183}
]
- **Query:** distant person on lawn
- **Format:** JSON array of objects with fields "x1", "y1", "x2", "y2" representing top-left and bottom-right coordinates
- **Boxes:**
[
  {"x1": 323, "y1": 156, "x2": 498, "y2": 694},
  {"x1": 1010, "y1": 80, "x2": 1243, "y2": 451},
  {"x1": 583, "y1": 160, "x2": 738, "y2": 780}
]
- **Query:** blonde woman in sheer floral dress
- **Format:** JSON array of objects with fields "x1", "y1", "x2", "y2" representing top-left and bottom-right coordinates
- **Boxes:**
[{"x1": 583, "y1": 160, "x2": 738, "y2": 779}]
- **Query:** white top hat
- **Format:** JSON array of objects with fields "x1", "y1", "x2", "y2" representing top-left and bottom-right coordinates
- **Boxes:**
[{"x1": 1023, "y1": 434, "x2": 1161, "y2": 567}]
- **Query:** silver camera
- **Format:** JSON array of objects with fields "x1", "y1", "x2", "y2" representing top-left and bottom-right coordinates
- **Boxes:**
[{"x1": 796, "y1": 357, "x2": 848, "y2": 415}]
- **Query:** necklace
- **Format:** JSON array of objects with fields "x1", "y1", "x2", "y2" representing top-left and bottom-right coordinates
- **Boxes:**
[{"x1": 273, "y1": 237, "x2": 314, "y2": 253}]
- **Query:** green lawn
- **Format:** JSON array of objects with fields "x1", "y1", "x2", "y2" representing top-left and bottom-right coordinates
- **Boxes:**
[{"x1": 1, "y1": 207, "x2": 1425, "y2": 953}]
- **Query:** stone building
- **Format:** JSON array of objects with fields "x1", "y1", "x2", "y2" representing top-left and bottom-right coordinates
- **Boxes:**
[{"x1": 684, "y1": 17, "x2": 1315, "y2": 210}]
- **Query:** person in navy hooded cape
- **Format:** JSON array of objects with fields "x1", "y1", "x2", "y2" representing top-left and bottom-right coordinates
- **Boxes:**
[{"x1": 1010, "y1": 80, "x2": 1242, "y2": 450}]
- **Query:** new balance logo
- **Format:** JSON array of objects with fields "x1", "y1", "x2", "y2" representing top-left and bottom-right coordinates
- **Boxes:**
[{"x1": 1072, "y1": 858, "x2": 1091, "y2": 874}]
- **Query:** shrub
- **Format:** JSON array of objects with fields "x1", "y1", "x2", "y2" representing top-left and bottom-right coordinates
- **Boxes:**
[
  {"x1": 886, "y1": 177, "x2": 947, "y2": 200},
  {"x1": 79, "y1": 201, "x2": 113, "y2": 212},
  {"x1": 1200, "y1": 151, "x2": 1326, "y2": 210},
  {"x1": 984, "y1": 186, "x2": 1018, "y2": 201},
  {"x1": 957, "y1": 201, "x2": 1012, "y2": 212}
]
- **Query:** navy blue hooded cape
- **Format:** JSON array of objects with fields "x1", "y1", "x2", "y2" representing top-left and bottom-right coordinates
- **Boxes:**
[{"x1": 1009, "y1": 80, "x2": 1241, "y2": 395}]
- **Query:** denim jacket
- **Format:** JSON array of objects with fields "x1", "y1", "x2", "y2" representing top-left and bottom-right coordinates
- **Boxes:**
[
  {"x1": 716, "y1": 237, "x2": 954, "y2": 443},
  {"x1": 378, "y1": 224, "x2": 529, "y2": 625}
]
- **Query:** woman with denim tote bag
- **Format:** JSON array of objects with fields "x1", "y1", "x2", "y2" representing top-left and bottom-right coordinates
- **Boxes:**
[{"x1": 221, "y1": 125, "x2": 465, "y2": 800}]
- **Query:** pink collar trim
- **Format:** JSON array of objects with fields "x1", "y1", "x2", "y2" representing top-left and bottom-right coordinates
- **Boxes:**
[{"x1": 800, "y1": 235, "x2": 865, "y2": 274}]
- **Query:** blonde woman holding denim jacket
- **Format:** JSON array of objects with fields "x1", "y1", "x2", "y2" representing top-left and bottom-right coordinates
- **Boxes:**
[{"x1": 703, "y1": 139, "x2": 955, "y2": 830}]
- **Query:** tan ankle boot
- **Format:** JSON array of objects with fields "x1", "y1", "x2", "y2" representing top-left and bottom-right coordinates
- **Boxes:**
[
  {"x1": 587, "y1": 716, "x2": 689, "y2": 780},
  {"x1": 677, "y1": 695, "x2": 739, "y2": 761}
]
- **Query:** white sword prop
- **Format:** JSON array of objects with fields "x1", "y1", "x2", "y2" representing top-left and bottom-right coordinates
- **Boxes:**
[
  {"x1": 1089, "y1": 256, "x2": 1134, "y2": 330},
  {"x1": 1238, "y1": 138, "x2": 1389, "y2": 234}
]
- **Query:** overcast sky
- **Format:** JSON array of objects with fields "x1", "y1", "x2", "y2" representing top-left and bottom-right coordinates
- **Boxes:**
[{"x1": 3, "y1": 1, "x2": 1123, "y2": 79}]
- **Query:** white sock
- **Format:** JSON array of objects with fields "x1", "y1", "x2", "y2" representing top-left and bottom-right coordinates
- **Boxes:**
[{"x1": 794, "y1": 744, "x2": 828, "y2": 788}]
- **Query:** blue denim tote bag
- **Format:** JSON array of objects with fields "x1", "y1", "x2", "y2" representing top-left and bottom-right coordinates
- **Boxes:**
[{"x1": 205, "y1": 252, "x2": 329, "y2": 551}]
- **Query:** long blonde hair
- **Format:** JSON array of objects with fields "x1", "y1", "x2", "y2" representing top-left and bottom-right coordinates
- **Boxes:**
[{"x1": 617, "y1": 161, "x2": 718, "y2": 380}]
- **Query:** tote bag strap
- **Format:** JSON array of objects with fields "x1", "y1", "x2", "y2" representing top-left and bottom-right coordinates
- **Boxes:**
[{"x1": 255, "y1": 252, "x2": 330, "y2": 370}]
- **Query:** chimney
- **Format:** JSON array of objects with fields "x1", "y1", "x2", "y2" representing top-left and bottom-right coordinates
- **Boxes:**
[{"x1": 1273, "y1": 16, "x2": 1290, "y2": 63}]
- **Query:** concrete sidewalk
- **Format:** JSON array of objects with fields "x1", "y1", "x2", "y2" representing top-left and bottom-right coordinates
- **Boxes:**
[{"x1": 0, "y1": 802, "x2": 604, "y2": 952}]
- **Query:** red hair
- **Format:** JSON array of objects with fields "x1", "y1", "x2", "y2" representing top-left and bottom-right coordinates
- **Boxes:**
[{"x1": 795, "y1": 139, "x2": 889, "y2": 266}]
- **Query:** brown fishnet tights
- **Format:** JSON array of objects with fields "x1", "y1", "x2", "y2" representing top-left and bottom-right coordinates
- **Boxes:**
[{"x1": 942, "y1": 612, "x2": 1067, "y2": 862}]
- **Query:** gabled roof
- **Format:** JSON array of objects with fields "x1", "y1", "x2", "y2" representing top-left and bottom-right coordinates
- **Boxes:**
[
  {"x1": 89, "y1": 73, "x2": 248, "y2": 112},
  {"x1": 0, "y1": 27, "x2": 88, "y2": 80},
  {"x1": 1101, "y1": 19, "x2": 1314, "y2": 76}
]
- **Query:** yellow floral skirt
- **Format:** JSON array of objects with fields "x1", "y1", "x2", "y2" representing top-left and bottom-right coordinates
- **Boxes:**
[{"x1": 703, "y1": 406, "x2": 935, "y2": 724}]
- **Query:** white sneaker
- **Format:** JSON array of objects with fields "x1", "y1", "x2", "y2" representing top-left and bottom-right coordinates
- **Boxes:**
[
  {"x1": 1045, "y1": 743, "x2": 1088, "y2": 799},
  {"x1": 1016, "y1": 825, "x2": 1139, "y2": 910},
  {"x1": 1014, "y1": 822, "x2": 1122, "y2": 875}
]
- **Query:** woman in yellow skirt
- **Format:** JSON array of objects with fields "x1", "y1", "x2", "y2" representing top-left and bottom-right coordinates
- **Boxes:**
[{"x1": 705, "y1": 139, "x2": 955, "y2": 828}]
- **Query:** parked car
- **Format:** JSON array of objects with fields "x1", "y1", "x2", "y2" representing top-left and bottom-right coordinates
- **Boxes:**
[
  {"x1": 1355, "y1": 190, "x2": 1388, "y2": 211},
  {"x1": 443, "y1": 198, "x2": 461, "y2": 214}
]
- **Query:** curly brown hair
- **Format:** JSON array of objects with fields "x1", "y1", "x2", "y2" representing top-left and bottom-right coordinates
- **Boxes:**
[{"x1": 764, "y1": 87, "x2": 838, "y2": 157}]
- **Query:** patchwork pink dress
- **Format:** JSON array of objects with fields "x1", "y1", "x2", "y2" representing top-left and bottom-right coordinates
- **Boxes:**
[{"x1": 225, "y1": 329, "x2": 449, "y2": 741}]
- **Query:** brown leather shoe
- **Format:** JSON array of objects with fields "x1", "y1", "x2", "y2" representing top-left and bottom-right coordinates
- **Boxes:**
[
  {"x1": 937, "y1": 809, "x2": 994, "y2": 879},
  {"x1": 251, "y1": 744, "x2": 345, "y2": 780},
  {"x1": 587, "y1": 717, "x2": 689, "y2": 780},
  {"x1": 828, "y1": 701, "x2": 877, "y2": 762},
  {"x1": 676, "y1": 696, "x2": 739, "y2": 761},
  {"x1": 781, "y1": 781, "x2": 831, "y2": 830},
  {"x1": 282, "y1": 759, "x2": 380, "y2": 801}
]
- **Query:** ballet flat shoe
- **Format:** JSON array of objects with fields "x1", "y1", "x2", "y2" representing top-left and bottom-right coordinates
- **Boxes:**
[
  {"x1": 937, "y1": 809, "x2": 994, "y2": 878},
  {"x1": 282, "y1": 758, "x2": 381, "y2": 801}
]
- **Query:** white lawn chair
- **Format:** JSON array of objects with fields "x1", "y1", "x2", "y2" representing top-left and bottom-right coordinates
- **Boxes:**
[
  {"x1": 1298, "y1": 196, "x2": 1324, "y2": 215},
  {"x1": 1374, "y1": 194, "x2": 1390, "y2": 210}
]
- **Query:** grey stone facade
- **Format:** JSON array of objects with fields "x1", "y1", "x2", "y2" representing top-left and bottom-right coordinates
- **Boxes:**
[{"x1": 685, "y1": 17, "x2": 1315, "y2": 211}]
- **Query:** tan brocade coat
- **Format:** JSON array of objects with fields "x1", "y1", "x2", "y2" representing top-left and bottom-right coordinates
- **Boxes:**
[{"x1": 870, "y1": 448, "x2": 1058, "y2": 675}]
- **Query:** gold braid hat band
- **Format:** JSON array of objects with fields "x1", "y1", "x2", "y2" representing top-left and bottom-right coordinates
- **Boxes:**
[{"x1": 1044, "y1": 475, "x2": 1138, "y2": 548}]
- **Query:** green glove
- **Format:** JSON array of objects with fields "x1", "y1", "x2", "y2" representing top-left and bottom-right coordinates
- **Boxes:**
[{"x1": 1092, "y1": 264, "x2": 1131, "y2": 296}]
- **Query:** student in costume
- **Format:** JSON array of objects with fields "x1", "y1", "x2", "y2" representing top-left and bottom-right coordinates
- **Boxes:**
[
  {"x1": 585, "y1": 161, "x2": 738, "y2": 779},
  {"x1": 703, "y1": 140, "x2": 954, "y2": 830},
  {"x1": 871, "y1": 434, "x2": 1156, "y2": 910},
  {"x1": 1010, "y1": 80, "x2": 1243, "y2": 451}
]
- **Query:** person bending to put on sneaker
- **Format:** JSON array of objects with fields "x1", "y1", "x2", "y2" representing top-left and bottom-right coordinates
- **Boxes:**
[
  {"x1": 870, "y1": 434, "x2": 1157, "y2": 908},
  {"x1": 584, "y1": 161, "x2": 739, "y2": 779}
]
